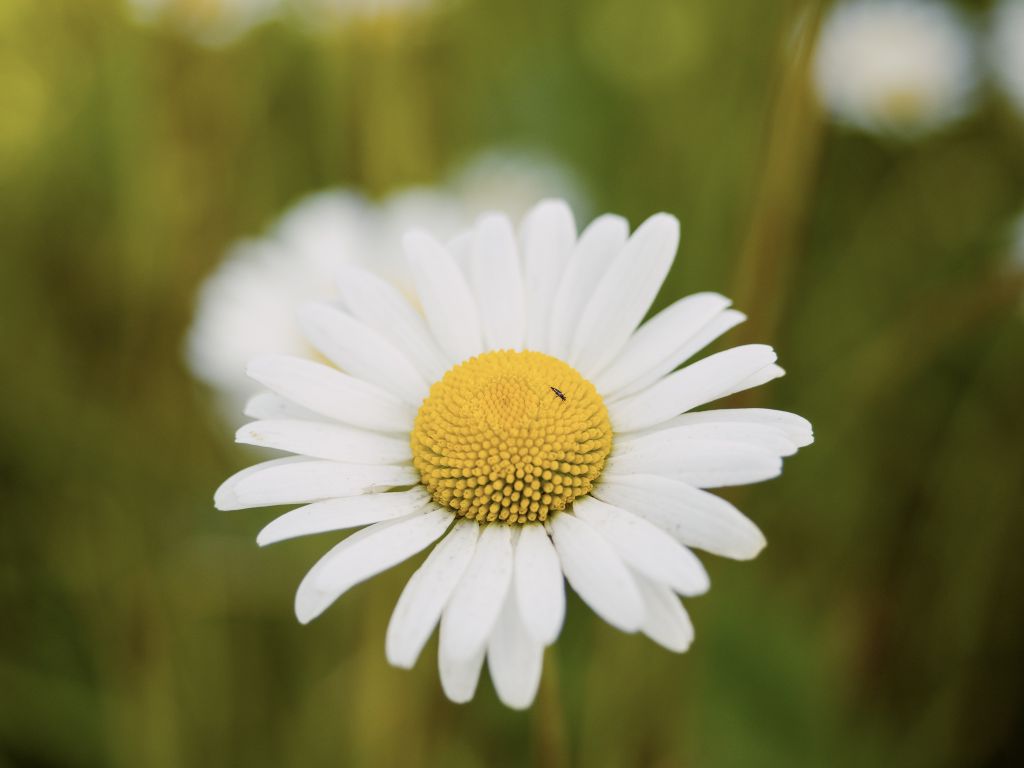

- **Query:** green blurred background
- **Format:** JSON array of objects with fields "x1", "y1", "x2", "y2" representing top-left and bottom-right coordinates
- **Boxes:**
[{"x1": 3, "y1": 0, "x2": 1024, "y2": 766}]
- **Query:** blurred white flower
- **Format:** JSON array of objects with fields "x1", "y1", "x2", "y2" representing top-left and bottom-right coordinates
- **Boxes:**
[
  {"x1": 126, "y1": 0, "x2": 280, "y2": 46},
  {"x1": 185, "y1": 152, "x2": 587, "y2": 419},
  {"x1": 293, "y1": 0, "x2": 439, "y2": 27},
  {"x1": 812, "y1": 0, "x2": 977, "y2": 138},
  {"x1": 127, "y1": 0, "x2": 441, "y2": 44},
  {"x1": 990, "y1": 0, "x2": 1024, "y2": 119}
]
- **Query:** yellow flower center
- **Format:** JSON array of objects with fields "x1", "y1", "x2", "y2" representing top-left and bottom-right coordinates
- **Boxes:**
[{"x1": 411, "y1": 350, "x2": 613, "y2": 525}]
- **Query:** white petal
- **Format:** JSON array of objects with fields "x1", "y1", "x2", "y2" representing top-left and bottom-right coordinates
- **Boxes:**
[
  {"x1": 718, "y1": 363, "x2": 785, "y2": 398},
  {"x1": 608, "y1": 309, "x2": 748, "y2": 401},
  {"x1": 634, "y1": 573, "x2": 694, "y2": 653},
  {"x1": 244, "y1": 392, "x2": 320, "y2": 421},
  {"x1": 470, "y1": 213, "x2": 525, "y2": 351},
  {"x1": 334, "y1": 265, "x2": 450, "y2": 383},
  {"x1": 294, "y1": 508, "x2": 453, "y2": 624},
  {"x1": 570, "y1": 213, "x2": 679, "y2": 376},
  {"x1": 513, "y1": 524, "x2": 565, "y2": 645},
  {"x1": 404, "y1": 230, "x2": 483, "y2": 364},
  {"x1": 438, "y1": 640, "x2": 485, "y2": 705},
  {"x1": 598, "y1": 299, "x2": 741, "y2": 403},
  {"x1": 247, "y1": 356, "x2": 415, "y2": 433},
  {"x1": 605, "y1": 310, "x2": 749, "y2": 403},
  {"x1": 385, "y1": 520, "x2": 480, "y2": 669},
  {"x1": 549, "y1": 512, "x2": 644, "y2": 633},
  {"x1": 547, "y1": 214, "x2": 628, "y2": 359},
  {"x1": 617, "y1": 421, "x2": 800, "y2": 457},
  {"x1": 593, "y1": 293, "x2": 731, "y2": 396},
  {"x1": 446, "y1": 232, "x2": 473, "y2": 277},
  {"x1": 573, "y1": 496, "x2": 709, "y2": 596},
  {"x1": 594, "y1": 474, "x2": 766, "y2": 560},
  {"x1": 520, "y1": 200, "x2": 576, "y2": 352},
  {"x1": 313, "y1": 508, "x2": 453, "y2": 592},
  {"x1": 609, "y1": 345, "x2": 777, "y2": 433},
  {"x1": 256, "y1": 487, "x2": 432, "y2": 546},
  {"x1": 236, "y1": 419, "x2": 412, "y2": 464},
  {"x1": 213, "y1": 456, "x2": 305, "y2": 511},
  {"x1": 606, "y1": 439, "x2": 783, "y2": 488},
  {"x1": 297, "y1": 303, "x2": 428, "y2": 407},
  {"x1": 214, "y1": 458, "x2": 418, "y2": 511},
  {"x1": 487, "y1": 593, "x2": 544, "y2": 710},
  {"x1": 439, "y1": 524, "x2": 514, "y2": 662},
  {"x1": 657, "y1": 408, "x2": 814, "y2": 447}
]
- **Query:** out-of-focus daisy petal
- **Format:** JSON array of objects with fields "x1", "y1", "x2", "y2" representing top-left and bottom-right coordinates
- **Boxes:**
[
  {"x1": 334, "y1": 265, "x2": 450, "y2": 383},
  {"x1": 446, "y1": 232, "x2": 473, "y2": 277},
  {"x1": 404, "y1": 230, "x2": 484, "y2": 363}
]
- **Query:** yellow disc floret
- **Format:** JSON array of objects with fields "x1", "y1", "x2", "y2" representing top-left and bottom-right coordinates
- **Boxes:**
[{"x1": 411, "y1": 350, "x2": 612, "y2": 525}]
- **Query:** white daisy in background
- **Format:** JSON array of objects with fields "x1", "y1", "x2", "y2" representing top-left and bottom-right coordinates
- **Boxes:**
[
  {"x1": 293, "y1": 0, "x2": 439, "y2": 28},
  {"x1": 812, "y1": 0, "x2": 977, "y2": 138},
  {"x1": 185, "y1": 151, "x2": 585, "y2": 419},
  {"x1": 990, "y1": 0, "x2": 1024, "y2": 119},
  {"x1": 125, "y1": 0, "x2": 281, "y2": 47},
  {"x1": 215, "y1": 199, "x2": 814, "y2": 709}
]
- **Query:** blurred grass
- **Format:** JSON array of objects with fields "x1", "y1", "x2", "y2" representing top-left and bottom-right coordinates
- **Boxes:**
[{"x1": 2, "y1": 0, "x2": 1024, "y2": 766}]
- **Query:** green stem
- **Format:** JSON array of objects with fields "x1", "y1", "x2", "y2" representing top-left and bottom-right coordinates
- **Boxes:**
[{"x1": 532, "y1": 649, "x2": 571, "y2": 768}]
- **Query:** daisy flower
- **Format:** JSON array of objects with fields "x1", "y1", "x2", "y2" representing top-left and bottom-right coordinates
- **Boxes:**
[
  {"x1": 812, "y1": 0, "x2": 977, "y2": 138},
  {"x1": 186, "y1": 151, "x2": 584, "y2": 420},
  {"x1": 990, "y1": 0, "x2": 1024, "y2": 119},
  {"x1": 215, "y1": 200, "x2": 813, "y2": 709}
]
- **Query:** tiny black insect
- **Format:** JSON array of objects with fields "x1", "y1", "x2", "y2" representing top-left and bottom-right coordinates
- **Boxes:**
[{"x1": 550, "y1": 386, "x2": 566, "y2": 402}]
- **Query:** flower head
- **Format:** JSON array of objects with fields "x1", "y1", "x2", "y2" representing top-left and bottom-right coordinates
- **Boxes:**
[
  {"x1": 215, "y1": 200, "x2": 813, "y2": 709},
  {"x1": 812, "y1": 0, "x2": 977, "y2": 138}
]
